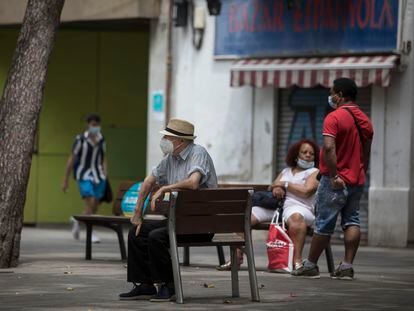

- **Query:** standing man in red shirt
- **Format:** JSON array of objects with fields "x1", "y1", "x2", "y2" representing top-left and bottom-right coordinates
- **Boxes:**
[{"x1": 293, "y1": 78, "x2": 373, "y2": 280}]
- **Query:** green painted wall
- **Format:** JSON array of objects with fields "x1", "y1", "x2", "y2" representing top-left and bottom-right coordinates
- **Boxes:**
[{"x1": 0, "y1": 29, "x2": 149, "y2": 223}]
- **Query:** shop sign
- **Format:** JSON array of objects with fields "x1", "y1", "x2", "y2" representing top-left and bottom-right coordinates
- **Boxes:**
[{"x1": 215, "y1": 0, "x2": 399, "y2": 57}]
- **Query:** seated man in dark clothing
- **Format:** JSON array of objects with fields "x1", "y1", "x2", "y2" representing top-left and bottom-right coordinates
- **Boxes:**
[{"x1": 119, "y1": 119, "x2": 218, "y2": 302}]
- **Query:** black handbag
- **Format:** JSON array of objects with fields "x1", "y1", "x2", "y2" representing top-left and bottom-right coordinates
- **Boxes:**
[
  {"x1": 252, "y1": 190, "x2": 284, "y2": 211},
  {"x1": 100, "y1": 180, "x2": 113, "y2": 203}
]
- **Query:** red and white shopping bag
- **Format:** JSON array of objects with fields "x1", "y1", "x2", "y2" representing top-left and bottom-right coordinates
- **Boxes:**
[{"x1": 266, "y1": 211, "x2": 294, "y2": 273}]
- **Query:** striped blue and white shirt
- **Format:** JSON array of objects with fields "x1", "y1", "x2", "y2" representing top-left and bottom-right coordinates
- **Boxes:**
[{"x1": 72, "y1": 131, "x2": 106, "y2": 183}]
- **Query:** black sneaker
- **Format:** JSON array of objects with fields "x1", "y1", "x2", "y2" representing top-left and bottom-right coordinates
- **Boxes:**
[
  {"x1": 119, "y1": 283, "x2": 157, "y2": 300},
  {"x1": 331, "y1": 263, "x2": 354, "y2": 280},
  {"x1": 291, "y1": 264, "x2": 320, "y2": 279},
  {"x1": 150, "y1": 284, "x2": 176, "y2": 302}
]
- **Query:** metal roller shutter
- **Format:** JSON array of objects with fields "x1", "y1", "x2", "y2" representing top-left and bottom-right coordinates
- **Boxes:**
[{"x1": 275, "y1": 87, "x2": 371, "y2": 240}]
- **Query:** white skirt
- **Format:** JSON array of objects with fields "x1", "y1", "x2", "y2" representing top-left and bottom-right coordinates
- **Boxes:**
[
  {"x1": 283, "y1": 205, "x2": 315, "y2": 227},
  {"x1": 251, "y1": 206, "x2": 275, "y2": 223},
  {"x1": 251, "y1": 205, "x2": 314, "y2": 227}
]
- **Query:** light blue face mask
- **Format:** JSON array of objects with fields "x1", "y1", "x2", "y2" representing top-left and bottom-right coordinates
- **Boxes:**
[
  {"x1": 89, "y1": 126, "x2": 101, "y2": 135},
  {"x1": 297, "y1": 158, "x2": 314, "y2": 169}
]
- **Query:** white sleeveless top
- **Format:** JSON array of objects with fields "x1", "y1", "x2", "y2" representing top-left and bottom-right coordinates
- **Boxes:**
[{"x1": 279, "y1": 167, "x2": 318, "y2": 213}]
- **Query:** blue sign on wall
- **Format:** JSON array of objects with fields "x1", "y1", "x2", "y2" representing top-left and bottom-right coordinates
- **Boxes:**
[
  {"x1": 121, "y1": 182, "x2": 150, "y2": 217},
  {"x1": 215, "y1": 0, "x2": 399, "y2": 57}
]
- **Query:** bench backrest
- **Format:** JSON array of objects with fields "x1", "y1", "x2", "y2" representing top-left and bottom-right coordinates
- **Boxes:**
[
  {"x1": 219, "y1": 183, "x2": 269, "y2": 192},
  {"x1": 113, "y1": 182, "x2": 267, "y2": 216},
  {"x1": 170, "y1": 188, "x2": 252, "y2": 235}
]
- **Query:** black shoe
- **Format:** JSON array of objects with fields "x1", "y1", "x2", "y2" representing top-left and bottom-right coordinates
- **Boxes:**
[
  {"x1": 291, "y1": 264, "x2": 320, "y2": 279},
  {"x1": 150, "y1": 284, "x2": 176, "y2": 302},
  {"x1": 331, "y1": 263, "x2": 355, "y2": 280},
  {"x1": 119, "y1": 283, "x2": 157, "y2": 300}
]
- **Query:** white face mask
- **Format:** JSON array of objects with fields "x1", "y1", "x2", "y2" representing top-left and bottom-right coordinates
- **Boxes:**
[
  {"x1": 328, "y1": 96, "x2": 337, "y2": 109},
  {"x1": 89, "y1": 126, "x2": 101, "y2": 135},
  {"x1": 160, "y1": 138, "x2": 174, "y2": 155},
  {"x1": 297, "y1": 158, "x2": 315, "y2": 169}
]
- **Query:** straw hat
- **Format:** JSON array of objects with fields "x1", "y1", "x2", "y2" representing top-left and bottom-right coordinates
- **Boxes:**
[{"x1": 159, "y1": 119, "x2": 197, "y2": 140}]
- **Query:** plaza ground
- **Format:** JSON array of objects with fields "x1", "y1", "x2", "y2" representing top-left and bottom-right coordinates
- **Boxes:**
[{"x1": 0, "y1": 226, "x2": 413, "y2": 310}]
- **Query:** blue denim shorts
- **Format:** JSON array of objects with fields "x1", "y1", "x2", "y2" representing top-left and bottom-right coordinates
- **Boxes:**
[
  {"x1": 315, "y1": 176, "x2": 364, "y2": 236},
  {"x1": 78, "y1": 180, "x2": 106, "y2": 200}
]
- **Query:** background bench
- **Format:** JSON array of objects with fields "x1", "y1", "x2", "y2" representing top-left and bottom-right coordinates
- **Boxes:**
[
  {"x1": 168, "y1": 188, "x2": 260, "y2": 304},
  {"x1": 73, "y1": 181, "x2": 135, "y2": 260}
]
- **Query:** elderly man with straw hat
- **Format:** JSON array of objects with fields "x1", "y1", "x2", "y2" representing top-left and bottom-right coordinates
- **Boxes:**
[{"x1": 119, "y1": 118, "x2": 218, "y2": 302}]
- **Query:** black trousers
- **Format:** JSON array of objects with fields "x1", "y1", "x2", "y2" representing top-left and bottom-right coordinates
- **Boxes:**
[{"x1": 127, "y1": 220, "x2": 213, "y2": 284}]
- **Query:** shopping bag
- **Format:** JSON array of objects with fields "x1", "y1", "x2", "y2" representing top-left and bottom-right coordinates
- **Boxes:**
[{"x1": 266, "y1": 211, "x2": 294, "y2": 273}]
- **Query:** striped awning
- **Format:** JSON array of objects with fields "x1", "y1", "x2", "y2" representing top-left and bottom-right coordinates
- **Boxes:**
[{"x1": 230, "y1": 55, "x2": 399, "y2": 88}]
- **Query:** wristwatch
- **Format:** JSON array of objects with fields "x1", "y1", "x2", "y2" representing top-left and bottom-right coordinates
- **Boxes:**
[{"x1": 284, "y1": 181, "x2": 289, "y2": 190}]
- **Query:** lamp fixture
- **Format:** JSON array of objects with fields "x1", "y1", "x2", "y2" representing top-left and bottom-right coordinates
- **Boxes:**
[
  {"x1": 287, "y1": 0, "x2": 300, "y2": 10},
  {"x1": 174, "y1": 0, "x2": 188, "y2": 27},
  {"x1": 206, "y1": 0, "x2": 221, "y2": 16}
]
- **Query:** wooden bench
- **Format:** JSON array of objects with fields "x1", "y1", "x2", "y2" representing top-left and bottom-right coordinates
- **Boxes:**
[
  {"x1": 168, "y1": 188, "x2": 260, "y2": 304},
  {"x1": 73, "y1": 181, "x2": 225, "y2": 265},
  {"x1": 181, "y1": 184, "x2": 267, "y2": 266},
  {"x1": 73, "y1": 181, "x2": 136, "y2": 260},
  {"x1": 216, "y1": 183, "x2": 335, "y2": 275},
  {"x1": 72, "y1": 214, "x2": 129, "y2": 260}
]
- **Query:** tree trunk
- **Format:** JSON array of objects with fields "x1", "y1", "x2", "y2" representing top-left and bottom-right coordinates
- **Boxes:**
[{"x1": 0, "y1": 0, "x2": 65, "y2": 268}]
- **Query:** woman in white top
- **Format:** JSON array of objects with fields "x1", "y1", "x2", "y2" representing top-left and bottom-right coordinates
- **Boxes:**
[
  {"x1": 217, "y1": 139, "x2": 320, "y2": 271},
  {"x1": 252, "y1": 139, "x2": 320, "y2": 269}
]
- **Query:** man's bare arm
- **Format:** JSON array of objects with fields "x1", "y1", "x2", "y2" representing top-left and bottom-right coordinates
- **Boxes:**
[
  {"x1": 164, "y1": 171, "x2": 202, "y2": 191},
  {"x1": 62, "y1": 154, "x2": 75, "y2": 192},
  {"x1": 324, "y1": 135, "x2": 346, "y2": 189},
  {"x1": 134, "y1": 174, "x2": 156, "y2": 217},
  {"x1": 150, "y1": 172, "x2": 202, "y2": 211},
  {"x1": 323, "y1": 136, "x2": 337, "y2": 177},
  {"x1": 103, "y1": 158, "x2": 108, "y2": 177},
  {"x1": 131, "y1": 174, "x2": 157, "y2": 235}
]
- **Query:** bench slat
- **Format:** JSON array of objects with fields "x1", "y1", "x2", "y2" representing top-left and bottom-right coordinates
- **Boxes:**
[
  {"x1": 176, "y1": 201, "x2": 246, "y2": 215},
  {"x1": 176, "y1": 214, "x2": 244, "y2": 235},
  {"x1": 177, "y1": 241, "x2": 244, "y2": 247},
  {"x1": 219, "y1": 184, "x2": 268, "y2": 192},
  {"x1": 73, "y1": 215, "x2": 131, "y2": 225},
  {"x1": 252, "y1": 222, "x2": 271, "y2": 230},
  {"x1": 178, "y1": 189, "x2": 250, "y2": 202}
]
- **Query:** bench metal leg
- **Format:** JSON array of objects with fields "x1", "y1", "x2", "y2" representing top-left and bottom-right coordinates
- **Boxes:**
[
  {"x1": 230, "y1": 246, "x2": 239, "y2": 298},
  {"x1": 183, "y1": 246, "x2": 190, "y2": 266},
  {"x1": 115, "y1": 225, "x2": 127, "y2": 261},
  {"x1": 169, "y1": 233, "x2": 184, "y2": 303},
  {"x1": 85, "y1": 223, "x2": 92, "y2": 260},
  {"x1": 245, "y1": 232, "x2": 260, "y2": 302},
  {"x1": 325, "y1": 243, "x2": 335, "y2": 276},
  {"x1": 217, "y1": 246, "x2": 225, "y2": 265},
  {"x1": 104, "y1": 223, "x2": 127, "y2": 261}
]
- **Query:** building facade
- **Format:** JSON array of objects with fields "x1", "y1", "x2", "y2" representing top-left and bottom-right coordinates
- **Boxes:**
[
  {"x1": 0, "y1": 0, "x2": 159, "y2": 223},
  {"x1": 146, "y1": 0, "x2": 414, "y2": 247},
  {"x1": 1, "y1": 0, "x2": 413, "y2": 248}
]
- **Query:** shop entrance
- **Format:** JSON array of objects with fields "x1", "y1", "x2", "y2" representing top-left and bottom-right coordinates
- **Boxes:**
[{"x1": 0, "y1": 23, "x2": 149, "y2": 223}]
